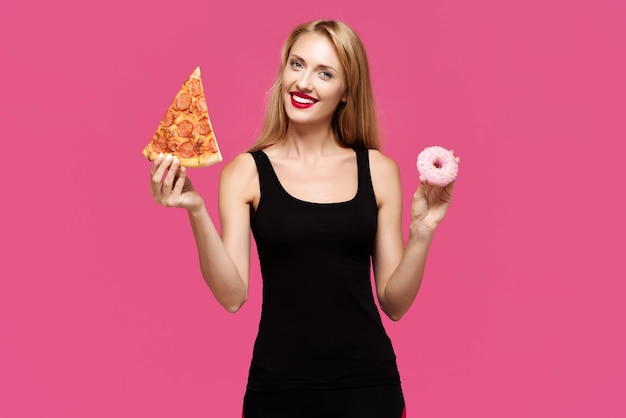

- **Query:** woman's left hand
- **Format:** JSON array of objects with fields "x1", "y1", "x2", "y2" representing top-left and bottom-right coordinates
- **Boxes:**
[{"x1": 411, "y1": 181, "x2": 455, "y2": 232}]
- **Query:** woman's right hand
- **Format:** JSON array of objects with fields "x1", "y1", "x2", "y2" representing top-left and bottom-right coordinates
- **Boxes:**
[{"x1": 150, "y1": 153, "x2": 203, "y2": 211}]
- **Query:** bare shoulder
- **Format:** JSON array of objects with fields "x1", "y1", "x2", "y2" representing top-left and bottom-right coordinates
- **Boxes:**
[
  {"x1": 368, "y1": 149, "x2": 400, "y2": 181},
  {"x1": 368, "y1": 149, "x2": 401, "y2": 207},
  {"x1": 219, "y1": 152, "x2": 259, "y2": 204},
  {"x1": 222, "y1": 152, "x2": 257, "y2": 177}
]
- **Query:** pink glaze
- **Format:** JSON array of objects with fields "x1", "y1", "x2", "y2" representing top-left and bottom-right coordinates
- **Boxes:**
[{"x1": 416, "y1": 146, "x2": 459, "y2": 187}]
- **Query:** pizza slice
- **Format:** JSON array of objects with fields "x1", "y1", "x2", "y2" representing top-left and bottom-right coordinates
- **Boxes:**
[{"x1": 142, "y1": 67, "x2": 222, "y2": 168}]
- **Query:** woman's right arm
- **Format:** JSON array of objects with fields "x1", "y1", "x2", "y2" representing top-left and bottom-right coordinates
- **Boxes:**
[{"x1": 150, "y1": 153, "x2": 258, "y2": 313}]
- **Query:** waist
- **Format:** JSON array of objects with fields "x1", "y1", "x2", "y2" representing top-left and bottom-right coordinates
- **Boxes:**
[{"x1": 247, "y1": 315, "x2": 400, "y2": 391}]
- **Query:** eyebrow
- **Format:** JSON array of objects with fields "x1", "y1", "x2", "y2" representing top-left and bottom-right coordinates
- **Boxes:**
[{"x1": 289, "y1": 54, "x2": 339, "y2": 73}]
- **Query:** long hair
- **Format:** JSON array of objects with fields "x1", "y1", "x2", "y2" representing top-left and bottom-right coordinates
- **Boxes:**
[{"x1": 248, "y1": 20, "x2": 380, "y2": 151}]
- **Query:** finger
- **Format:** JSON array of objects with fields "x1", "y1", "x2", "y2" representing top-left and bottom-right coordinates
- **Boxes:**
[
  {"x1": 173, "y1": 166, "x2": 187, "y2": 196},
  {"x1": 431, "y1": 185, "x2": 445, "y2": 202},
  {"x1": 162, "y1": 156, "x2": 180, "y2": 194},
  {"x1": 151, "y1": 154, "x2": 173, "y2": 187},
  {"x1": 149, "y1": 153, "x2": 165, "y2": 177},
  {"x1": 421, "y1": 180, "x2": 435, "y2": 195},
  {"x1": 150, "y1": 154, "x2": 167, "y2": 198},
  {"x1": 413, "y1": 180, "x2": 429, "y2": 202},
  {"x1": 442, "y1": 180, "x2": 456, "y2": 200},
  {"x1": 151, "y1": 155, "x2": 174, "y2": 201}
]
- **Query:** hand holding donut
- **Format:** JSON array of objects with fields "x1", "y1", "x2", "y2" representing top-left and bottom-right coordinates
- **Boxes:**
[
  {"x1": 150, "y1": 153, "x2": 203, "y2": 211},
  {"x1": 411, "y1": 146, "x2": 459, "y2": 232}
]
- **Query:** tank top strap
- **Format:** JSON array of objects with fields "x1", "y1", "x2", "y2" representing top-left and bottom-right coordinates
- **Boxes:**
[
  {"x1": 354, "y1": 146, "x2": 376, "y2": 203},
  {"x1": 249, "y1": 149, "x2": 282, "y2": 196}
]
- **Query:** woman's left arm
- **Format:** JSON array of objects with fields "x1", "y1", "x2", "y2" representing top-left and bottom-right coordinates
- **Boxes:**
[{"x1": 369, "y1": 150, "x2": 455, "y2": 321}]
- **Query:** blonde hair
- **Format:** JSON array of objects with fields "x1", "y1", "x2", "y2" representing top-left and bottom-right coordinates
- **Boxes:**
[{"x1": 248, "y1": 20, "x2": 380, "y2": 151}]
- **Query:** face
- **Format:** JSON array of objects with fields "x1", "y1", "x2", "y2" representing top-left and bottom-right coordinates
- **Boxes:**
[{"x1": 281, "y1": 33, "x2": 347, "y2": 128}]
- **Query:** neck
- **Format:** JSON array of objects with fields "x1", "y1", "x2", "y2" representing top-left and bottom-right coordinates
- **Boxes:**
[{"x1": 278, "y1": 123, "x2": 343, "y2": 158}]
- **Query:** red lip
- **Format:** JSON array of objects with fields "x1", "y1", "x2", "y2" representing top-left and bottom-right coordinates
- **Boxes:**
[{"x1": 290, "y1": 92, "x2": 318, "y2": 109}]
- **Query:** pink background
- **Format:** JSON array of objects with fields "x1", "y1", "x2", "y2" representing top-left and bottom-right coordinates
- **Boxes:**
[{"x1": 1, "y1": 0, "x2": 624, "y2": 416}]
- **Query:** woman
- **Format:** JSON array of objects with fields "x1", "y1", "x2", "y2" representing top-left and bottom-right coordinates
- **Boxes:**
[{"x1": 150, "y1": 19, "x2": 454, "y2": 418}]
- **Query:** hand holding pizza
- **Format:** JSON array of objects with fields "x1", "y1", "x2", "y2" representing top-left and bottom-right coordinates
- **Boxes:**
[
  {"x1": 150, "y1": 153, "x2": 203, "y2": 211},
  {"x1": 146, "y1": 67, "x2": 223, "y2": 211}
]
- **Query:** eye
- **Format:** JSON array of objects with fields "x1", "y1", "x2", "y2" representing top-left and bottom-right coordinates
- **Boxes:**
[
  {"x1": 320, "y1": 71, "x2": 332, "y2": 80},
  {"x1": 290, "y1": 60, "x2": 303, "y2": 70}
]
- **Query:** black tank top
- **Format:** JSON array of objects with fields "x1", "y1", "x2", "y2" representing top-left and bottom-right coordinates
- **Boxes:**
[{"x1": 247, "y1": 147, "x2": 400, "y2": 392}]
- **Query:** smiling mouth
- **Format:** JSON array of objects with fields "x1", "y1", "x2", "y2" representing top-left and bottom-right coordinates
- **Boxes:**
[
  {"x1": 290, "y1": 92, "x2": 318, "y2": 108},
  {"x1": 292, "y1": 94, "x2": 316, "y2": 104}
]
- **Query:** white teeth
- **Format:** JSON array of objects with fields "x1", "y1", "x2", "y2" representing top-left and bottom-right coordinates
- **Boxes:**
[{"x1": 292, "y1": 94, "x2": 315, "y2": 104}]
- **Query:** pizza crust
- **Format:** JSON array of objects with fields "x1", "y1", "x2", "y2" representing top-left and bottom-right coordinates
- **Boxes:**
[{"x1": 142, "y1": 148, "x2": 222, "y2": 168}]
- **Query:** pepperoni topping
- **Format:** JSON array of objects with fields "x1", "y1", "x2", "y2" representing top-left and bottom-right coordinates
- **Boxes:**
[
  {"x1": 175, "y1": 93, "x2": 192, "y2": 110},
  {"x1": 197, "y1": 117, "x2": 211, "y2": 135},
  {"x1": 188, "y1": 78, "x2": 202, "y2": 96},
  {"x1": 152, "y1": 135, "x2": 168, "y2": 153},
  {"x1": 198, "y1": 97, "x2": 208, "y2": 112},
  {"x1": 178, "y1": 141, "x2": 195, "y2": 158},
  {"x1": 161, "y1": 111, "x2": 176, "y2": 127},
  {"x1": 177, "y1": 120, "x2": 193, "y2": 137}
]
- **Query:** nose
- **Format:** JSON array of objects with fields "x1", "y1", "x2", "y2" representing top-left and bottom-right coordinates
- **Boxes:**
[{"x1": 296, "y1": 71, "x2": 313, "y2": 91}]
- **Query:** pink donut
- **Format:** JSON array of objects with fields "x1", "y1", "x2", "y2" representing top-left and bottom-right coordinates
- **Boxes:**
[{"x1": 416, "y1": 146, "x2": 459, "y2": 187}]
